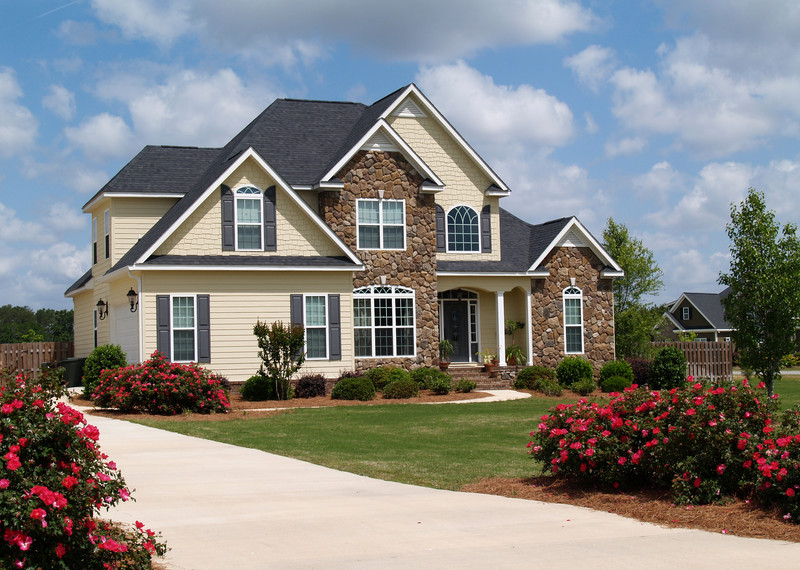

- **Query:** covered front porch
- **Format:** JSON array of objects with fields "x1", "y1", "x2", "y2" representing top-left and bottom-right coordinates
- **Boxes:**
[{"x1": 437, "y1": 276, "x2": 533, "y2": 367}]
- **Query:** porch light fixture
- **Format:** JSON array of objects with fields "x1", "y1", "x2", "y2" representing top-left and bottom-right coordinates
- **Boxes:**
[
  {"x1": 127, "y1": 287, "x2": 139, "y2": 313},
  {"x1": 96, "y1": 299, "x2": 108, "y2": 320}
]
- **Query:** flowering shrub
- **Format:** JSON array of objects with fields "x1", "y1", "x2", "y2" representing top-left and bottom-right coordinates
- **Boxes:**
[
  {"x1": 528, "y1": 380, "x2": 777, "y2": 505},
  {"x1": 92, "y1": 352, "x2": 229, "y2": 415},
  {"x1": 0, "y1": 370, "x2": 166, "y2": 567}
]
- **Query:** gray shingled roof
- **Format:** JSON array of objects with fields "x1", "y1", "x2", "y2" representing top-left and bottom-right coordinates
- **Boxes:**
[
  {"x1": 64, "y1": 268, "x2": 92, "y2": 295},
  {"x1": 142, "y1": 255, "x2": 357, "y2": 268},
  {"x1": 682, "y1": 287, "x2": 733, "y2": 330},
  {"x1": 437, "y1": 210, "x2": 571, "y2": 273}
]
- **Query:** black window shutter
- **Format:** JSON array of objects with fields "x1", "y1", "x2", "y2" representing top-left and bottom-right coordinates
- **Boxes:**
[
  {"x1": 480, "y1": 204, "x2": 492, "y2": 253},
  {"x1": 290, "y1": 294, "x2": 303, "y2": 328},
  {"x1": 328, "y1": 294, "x2": 341, "y2": 361},
  {"x1": 156, "y1": 295, "x2": 171, "y2": 358},
  {"x1": 197, "y1": 295, "x2": 211, "y2": 363},
  {"x1": 264, "y1": 186, "x2": 277, "y2": 251},
  {"x1": 221, "y1": 185, "x2": 235, "y2": 250},
  {"x1": 435, "y1": 204, "x2": 446, "y2": 252}
]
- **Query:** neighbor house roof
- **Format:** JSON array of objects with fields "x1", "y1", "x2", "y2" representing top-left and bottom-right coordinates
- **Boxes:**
[{"x1": 673, "y1": 288, "x2": 733, "y2": 331}]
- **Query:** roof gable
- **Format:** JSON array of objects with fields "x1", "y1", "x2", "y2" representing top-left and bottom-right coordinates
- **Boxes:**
[
  {"x1": 527, "y1": 217, "x2": 623, "y2": 275},
  {"x1": 669, "y1": 288, "x2": 732, "y2": 330}
]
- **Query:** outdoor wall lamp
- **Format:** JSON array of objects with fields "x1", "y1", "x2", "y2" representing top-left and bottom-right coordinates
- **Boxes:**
[
  {"x1": 96, "y1": 299, "x2": 108, "y2": 320},
  {"x1": 127, "y1": 287, "x2": 139, "y2": 313}
]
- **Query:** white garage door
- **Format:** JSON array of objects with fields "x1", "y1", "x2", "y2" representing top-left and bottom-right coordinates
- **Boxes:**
[{"x1": 110, "y1": 304, "x2": 139, "y2": 364}]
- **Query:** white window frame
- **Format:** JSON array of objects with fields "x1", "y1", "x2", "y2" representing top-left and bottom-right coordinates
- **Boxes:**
[
  {"x1": 170, "y1": 294, "x2": 198, "y2": 363},
  {"x1": 563, "y1": 286, "x2": 584, "y2": 354},
  {"x1": 92, "y1": 217, "x2": 97, "y2": 265},
  {"x1": 353, "y1": 285, "x2": 416, "y2": 358},
  {"x1": 446, "y1": 205, "x2": 480, "y2": 252},
  {"x1": 303, "y1": 294, "x2": 328, "y2": 360},
  {"x1": 234, "y1": 186, "x2": 263, "y2": 251},
  {"x1": 104, "y1": 209, "x2": 110, "y2": 259},
  {"x1": 682, "y1": 306, "x2": 691, "y2": 320},
  {"x1": 356, "y1": 199, "x2": 406, "y2": 250}
]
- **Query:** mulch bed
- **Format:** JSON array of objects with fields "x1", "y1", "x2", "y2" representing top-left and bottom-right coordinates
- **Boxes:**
[{"x1": 462, "y1": 476, "x2": 800, "y2": 543}]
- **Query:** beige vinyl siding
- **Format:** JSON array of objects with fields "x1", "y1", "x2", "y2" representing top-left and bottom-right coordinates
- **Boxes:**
[
  {"x1": 87, "y1": 201, "x2": 113, "y2": 279},
  {"x1": 111, "y1": 197, "x2": 179, "y2": 265},
  {"x1": 72, "y1": 291, "x2": 95, "y2": 358},
  {"x1": 139, "y1": 270, "x2": 354, "y2": 380},
  {"x1": 156, "y1": 157, "x2": 341, "y2": 257},
  {"x1": 387, "y1": 108, "x2": 501, "y2": 261}
]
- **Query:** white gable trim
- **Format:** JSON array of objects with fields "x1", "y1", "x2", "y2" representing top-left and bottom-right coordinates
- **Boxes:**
[
  {"x1": 136, "y1": 147, "x2": 363, "y2": 267},
  {"x1": 380, "y1": 84, "x2": 510, "y2": 194},
  {"x1": 527, "y1": 217, "x2": 623, "y2": 274},
  {"x1": 321, "y1": 120, "x2": 444, "y2": 189},
  {"x1": 129, "y1": 264, "x2": 357, "y2": 273},
  {"x1": 669, "y1": 294, "x2": 715, "y2": 328}
]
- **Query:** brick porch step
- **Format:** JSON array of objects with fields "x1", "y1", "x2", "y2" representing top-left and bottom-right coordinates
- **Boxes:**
[{"x1": 446, "y1": 365, "x2": 516, "y2": 390}]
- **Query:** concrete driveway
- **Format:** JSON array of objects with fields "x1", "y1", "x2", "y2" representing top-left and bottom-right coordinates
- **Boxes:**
[{"x1": 86, "y1": 412, "x2": 800, "y2": 569}]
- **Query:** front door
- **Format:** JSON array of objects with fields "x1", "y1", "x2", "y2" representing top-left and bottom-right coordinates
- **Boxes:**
[{"x1": 442, "y1": 301, "x2": 470, "y2": 362}]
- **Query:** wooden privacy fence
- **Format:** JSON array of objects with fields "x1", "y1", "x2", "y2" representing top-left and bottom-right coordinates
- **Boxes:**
[
  {"x1": 653, "y1": 341, "x2": 733, "y2": 383},
  {"x1": 0, "y1": 342, "x2": 74, "y2": 379}
]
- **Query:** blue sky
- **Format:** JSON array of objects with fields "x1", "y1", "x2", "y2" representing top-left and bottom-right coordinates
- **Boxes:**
[{"x1": 2, "y1": 0, "x2": 799, "y2": 310}]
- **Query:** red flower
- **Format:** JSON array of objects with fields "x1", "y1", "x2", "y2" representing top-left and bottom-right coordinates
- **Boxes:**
[
  {"x1": 787, "y1": 488, "x2": 796, "y2": 497},
  {"x1": 693, "y1": 478, "x2": 702, "y2": 488}
]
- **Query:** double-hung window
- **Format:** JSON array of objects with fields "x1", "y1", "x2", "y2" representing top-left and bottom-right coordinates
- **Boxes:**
[
  {"x1": 235, "y1": 186, "x2": 263, "y2": 250},
  {"x1": 104, "y1": 209, "x2": 110, "y2": 259},
  {"x1": 357, "y1": 199, "x2": 405, "y2": 250},
  {"x1": 92, "y1": 217, "x2": 98, "y2": 264},
  {"x1": 446, "y1": 205, "x2": 479, "y2": 252},
  {"x1": 563, "y1": 286, "x2": 584, "y2": 354},
  {"x1": 353, "y1": 285, "x2": 415, "y2": 357},
  {"x1": 172, "y1": 296, "x2": 197, "y2": 362},
  {"x1": 304, "y1": 295, "x2": 327, "y2": 359}
]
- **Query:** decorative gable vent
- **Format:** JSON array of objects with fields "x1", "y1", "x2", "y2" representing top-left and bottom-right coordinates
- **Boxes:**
[
  {"x1": 559, "y1": 229, "x2": 586, "y2": 248},
  {"x1": 361, "y1": 131, "x2": 399, "y2": 152},
  {"x1": 393, "y1": 98, "x2": 426, "y2": 118}
]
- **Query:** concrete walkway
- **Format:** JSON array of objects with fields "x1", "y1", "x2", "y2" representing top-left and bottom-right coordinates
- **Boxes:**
[{"x1": 79, "y1": 398, "x2": 800, "y2": 569}]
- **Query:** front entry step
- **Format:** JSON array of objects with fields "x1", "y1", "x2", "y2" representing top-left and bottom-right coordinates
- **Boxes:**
[{"x1": 446, "y1": 365, "x2": 516, "y2": 390}]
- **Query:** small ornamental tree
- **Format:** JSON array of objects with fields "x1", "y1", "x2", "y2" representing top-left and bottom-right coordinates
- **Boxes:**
[{"x1": 253, "y1": 320, "x2": 305, "y2": 400}]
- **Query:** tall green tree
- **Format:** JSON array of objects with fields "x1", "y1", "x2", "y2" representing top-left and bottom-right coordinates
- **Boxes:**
[
  {"x1": 719, "y1": 188, "x2": 800, "y2": 396},
  {"x1": 0, "y1": 305, "x2": 74, "y2": 343},
  {"x1": 602, "y1": 218, "x2": 665, "y2": 358}
]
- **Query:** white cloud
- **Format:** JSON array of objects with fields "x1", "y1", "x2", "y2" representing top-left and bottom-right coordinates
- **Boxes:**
[
  {"x1": 604, "y1": 136, "x2": 647, "y2": 158},
  {"x1": 64, "y1": 113, "x2": 137, "y2": 161},
  {"x1": 0, "y1": 68, "x2": 38, "y2": 157},
  {"x1": 0, "y1": 203, "x2": 45, "y2": 244},
  {"x1": 90, "y1": 0, "x2": 599, "y2": 63},
  {"x1": 665, "y1": 248, "x2": 729, "y2": 292},
  {"x1": 43, "y1": 85, "x2": 76, "y2": 121},
  {"x1": 631, "y1": 161, "x2": 682, "y2": 203},
  {"x1": 564, "y1": 45, "x2": 616, "y2": 92},
  {"x1": 44, "y1": 203, "x2": 86, "y2": 232},
  {"x1": 416, "y1": 61, "x2": 575, "y2": 149}
]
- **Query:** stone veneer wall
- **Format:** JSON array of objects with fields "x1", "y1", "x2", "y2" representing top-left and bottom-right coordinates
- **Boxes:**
[
  {"x1": 320, "y1": 150, "x2": 438, "y2": 370},
  {"x1": 530, "y1": 246, "x2": 615, "y2": 371}
]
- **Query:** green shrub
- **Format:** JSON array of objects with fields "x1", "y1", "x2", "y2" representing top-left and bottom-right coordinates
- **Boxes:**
[
  {"x1": 427, "y1": 374, "x2": 452, "y2": 395},
  {"x1": 82, "y1": 344, "x2": 127, "y2": 397},
  {"x1": 92, "y1": 352, "x2": 230, "y2": 414},
  {"x1": 409, "y1": 367, "x2": 449, "y2": 390},
  {"x1": 601, "y1": 375, "x2": 632, "y2": 393},
  {"x1": 382, "y1": 378, "x2": 419, "y2": 399},
  {"x1": 331, "y1": 377, "x2": 375, "y2": 401},
  {"x1": 241, "y1": 374, "x2": 276, "y2": 401},
  {"x1": 555, "y1": 356, "x2": 593, "y2": 387},
  {"x1": 537, "y1": 377, "x2": 563, "y2": 396},
  {"x1": 454, "y1": 378, "x2": 476, "y2": 393},
  {"x1": 294, "y1": 374, "x2": 327, "y2": 398},
  {"x1": 366, "y1": 366, "x2": 409, "y2": 391},
  {"x1": 513, "y1": 366, "x2": 555, "y2": 390},
  {"x1": 571, "y1": 378, "x2": 596, "y2": 396},
  {"x1": 599, "y1": 360, "x2": 634, "y2": 385},
  {"x1": 650, "y1": 346, "x2": 688, "y2": 390}
]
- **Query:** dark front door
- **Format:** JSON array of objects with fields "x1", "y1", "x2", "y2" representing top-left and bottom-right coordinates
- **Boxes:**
[{"x1": 442, "y1": 301, "x2": 470, "y2": 362}]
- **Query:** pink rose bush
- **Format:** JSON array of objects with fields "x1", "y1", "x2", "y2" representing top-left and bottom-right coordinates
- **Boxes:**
[
  {"x1": 527, "y1": 380, "x2": 800, "y2": 511},
  {"x1": 0, "y1": 367, "x2": 166, "y2": 568},
  {"x1": 92, "y1": 351, "x2": 229, "y2": 415}
]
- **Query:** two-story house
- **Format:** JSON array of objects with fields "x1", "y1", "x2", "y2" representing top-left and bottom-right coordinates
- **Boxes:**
[{"x1": 65, "y1": 84, "x2": 622, "y2": 381}]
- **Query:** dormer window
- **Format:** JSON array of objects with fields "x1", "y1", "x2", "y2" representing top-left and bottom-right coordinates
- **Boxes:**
[
  {"x1": 235, "y1": 186, "x2": 263, "y2": 250},
  {"x1": 447, "y1": 205, "x2": 479, "y2": 252}
]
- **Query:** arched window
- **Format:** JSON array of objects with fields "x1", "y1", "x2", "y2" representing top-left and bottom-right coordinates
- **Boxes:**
[
  {"x1": 235, "y1": 186, "x2": 262, "y2": 250},
  {"x1": 447, "y1": 206, "x2": 479, "y2": 252},
  {"x1": 353, "y1": 285, "x2": 415, "y2": 357},
  {"x1": 563, "y1": 286, "x2": 584, "y2": 354}
]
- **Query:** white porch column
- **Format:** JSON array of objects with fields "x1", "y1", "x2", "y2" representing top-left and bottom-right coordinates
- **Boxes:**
[
  {"x1": 496, "y1": 291, "x2": 506, "y2": 366},
  {"x1": 525, "y1": 288, "x2": 533, "y2": 366}
]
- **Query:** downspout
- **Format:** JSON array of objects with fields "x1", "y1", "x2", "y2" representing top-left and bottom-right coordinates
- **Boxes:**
[{"x1": 128, "y1": 269, "x2": 144, "y2": 363}]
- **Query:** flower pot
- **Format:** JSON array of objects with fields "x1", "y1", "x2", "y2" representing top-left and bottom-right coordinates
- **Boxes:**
[
  {"x1": 438, "y1": 362, "x2": 450, "y2": 371},
  {"x1": 483, "y1": 362, "x2": 495, "y2": 374}
]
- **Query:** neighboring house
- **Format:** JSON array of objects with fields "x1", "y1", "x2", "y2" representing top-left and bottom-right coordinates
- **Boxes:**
[
  {"x1": 659, "y1": 287, "x2": 734, "y2": 342},
  {"x1": 65, "y1": 84, "x2": 623, "y2": 381}
]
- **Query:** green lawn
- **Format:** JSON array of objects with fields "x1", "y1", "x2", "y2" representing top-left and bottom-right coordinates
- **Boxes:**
[{"x1": 134, "y1": 397, "x2": 568, "y2": 490}]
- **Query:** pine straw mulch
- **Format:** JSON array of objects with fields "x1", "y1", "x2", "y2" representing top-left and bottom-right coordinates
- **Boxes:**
[
  {"x1": 69, "y1": 389, "x2": 488, "y2": 422},
  {"x1": 462, "y1": 475, "x2": 800, "y2": 542}
]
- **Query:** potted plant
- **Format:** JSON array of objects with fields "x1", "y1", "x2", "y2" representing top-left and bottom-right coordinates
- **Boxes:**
[
  {"x1": 438, "y1": 339, "x2": 454, "y2": 371},
  {"x1": 506, "y1": 344, "x2": 525, "y2": 366},
  {"x1": 476, "y1": 348, "x2": 497, "y2": 373}
]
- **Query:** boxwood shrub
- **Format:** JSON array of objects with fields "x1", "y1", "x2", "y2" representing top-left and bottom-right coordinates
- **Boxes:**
[
  {"x1": 571, "y1": 378, "x2": 596, "y2": 396},
  {"x1": 601, "y1": 375, "x2": 632, "y2": 393},
  {"x1": 241, "y1": 374, "x2": 277, "y2": 401},
  {"x1": 427, "y1": 375, "x2": 452, "y2": 395},
  {"x1": 382, "y1": 378, "x2": 419, "y2": 399},
  {"x1": 513, "y1": 366, "x2": 555, "y2": 390},
  {"x1": 331, "y1": 377, "x2": 375, "y2": 401},
  {"x1": 650, "y1": 346, "x2": 688, "y2": 390},
  {"x1": 409, "y1": 367, "x2": 449, "y2": 390},
  {"x1": 599, "y1": 360, "x2": 634, "y2": 386},
  {"x1": 82, "y1": 344, "x2": 127, "y2": 398},
  {"x1": 454, "y1": 378, "x2": 476, "y2": 393},
  {"x1": 366, "y1": 366, "x2": 409, "y2": 391},
  {"x1": 556, "y1": 356, "x2": 593, "y2": 387}
]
